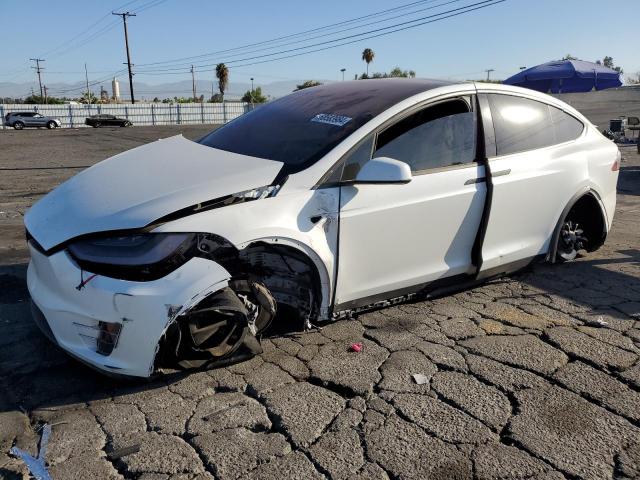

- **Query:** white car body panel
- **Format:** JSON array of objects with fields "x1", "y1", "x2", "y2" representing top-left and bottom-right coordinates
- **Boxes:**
[
  {"x1": 336, "y1": 164, "x2": 486, "y2": 306},
  {"x1": 25, "y1": 135, "x2": 283, "y2": 250},
  {"x1": 152, "y1": 188, "x2": 340, "y2": 317},
  {"x1": 23, "y1": 80, "x2": 620, "y2": 377}
]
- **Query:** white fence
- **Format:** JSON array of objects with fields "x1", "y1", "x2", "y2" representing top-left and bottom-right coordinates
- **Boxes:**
[{"x1": 0, "y1": 102, "x2": 254, "y2": 129}]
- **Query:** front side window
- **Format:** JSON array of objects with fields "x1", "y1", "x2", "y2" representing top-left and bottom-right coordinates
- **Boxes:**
[
  {"x1": 372, "y1": 98, "x2": 477, "y2": 173},
  {"x1": 489, "y1": 94, "x2": 556, "y2": 156},
  {"x1": 198, "y1": 80, "x2": 453, "y2": 173}
]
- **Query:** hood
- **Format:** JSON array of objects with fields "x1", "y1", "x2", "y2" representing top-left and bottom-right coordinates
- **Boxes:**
[{"x1": 25, "y1": 135, "x2": 283, "y2": 251}]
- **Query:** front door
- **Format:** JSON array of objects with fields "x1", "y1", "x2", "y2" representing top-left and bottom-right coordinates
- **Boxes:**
[{"x1": 335, "y1": 95, "x2": 486, "y2": 310}]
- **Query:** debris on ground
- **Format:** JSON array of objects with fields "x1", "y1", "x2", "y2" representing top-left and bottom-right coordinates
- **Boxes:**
[
  {"x1": 106, "y1": 443, "x2": 141, "y2": 460},
  {"x1": 412, "y1": 373, "x2": 430, "y2": 385},
  {"x1": 349, "y1": 342, "x2": 363, "y2": 352},
  {"x1": 10, "y1": 423, "x2": 52, "y2": 480}
]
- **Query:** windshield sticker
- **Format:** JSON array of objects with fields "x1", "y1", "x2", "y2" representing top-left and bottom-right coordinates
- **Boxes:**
[{"x1": 311, "y1": 113, "x2": 352, "y2": 127}]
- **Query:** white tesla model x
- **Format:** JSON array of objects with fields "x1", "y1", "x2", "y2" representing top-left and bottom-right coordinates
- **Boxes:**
[{"x1": 25, "y1": 79, "x2": 620, "y2": 377}]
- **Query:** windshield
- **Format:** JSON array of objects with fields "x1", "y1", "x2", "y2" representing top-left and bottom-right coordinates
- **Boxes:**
[{"x1": 199, "y1": 79, "x2": 453, "y2": 172}]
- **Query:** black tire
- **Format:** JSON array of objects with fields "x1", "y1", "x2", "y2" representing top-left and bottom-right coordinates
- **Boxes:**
[
  {"x1": 13, "y1": 121, "x2": 24, "y2": 130},
  {"x1": 94, "y1": 122, "x2": 101, "y2": 128},
  {"x1": 46, "y1": 121, "x2": 56, "y2": 129},
  {"x1": 121, "y1": 121, "x2": 132, "y2": 127}
]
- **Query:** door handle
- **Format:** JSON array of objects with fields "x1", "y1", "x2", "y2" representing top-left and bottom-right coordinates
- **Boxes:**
[
  {"x1": 464, "y1": 177, "x2": 486, "y2": 185},
  {"x1": 492, "y1": 169, "x2": 511, "y2": 177}
]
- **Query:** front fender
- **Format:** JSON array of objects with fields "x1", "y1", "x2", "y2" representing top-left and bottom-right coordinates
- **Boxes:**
[{"x1": 152, "y1": 188, "x2": 340, "y2": 317}]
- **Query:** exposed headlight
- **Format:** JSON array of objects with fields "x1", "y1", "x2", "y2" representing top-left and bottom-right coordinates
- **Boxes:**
[
  {"x1": 232, "y1": 185, "x2": 280, "y2": 200},
  {"x1": 68, "y1": 233, "x2": 195, "y2": 281}
]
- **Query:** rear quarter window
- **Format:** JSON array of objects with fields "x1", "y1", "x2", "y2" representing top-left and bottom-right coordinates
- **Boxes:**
[
  {"x1": 488, "y1": 94, "x2": 555, "y2": 156},
  {"x1": 550, "y1": 106, "x2": 584, "y2": 143}
]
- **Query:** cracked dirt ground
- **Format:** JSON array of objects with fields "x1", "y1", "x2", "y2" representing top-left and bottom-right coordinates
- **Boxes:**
[{"x1": 0, "y1": 127, "x2": 639, "y2": 479}]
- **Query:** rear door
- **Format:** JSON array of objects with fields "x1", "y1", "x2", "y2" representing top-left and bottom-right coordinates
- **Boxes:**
[
  {"x1": 335, "y1": 93, "x2": 487, "y2": 309},
  {"x1": 477, "y1": 92, "x2": 586, "y2": 275},
  {"x1": 19, "y1": 113, "x2": 35, "y2": 126}
]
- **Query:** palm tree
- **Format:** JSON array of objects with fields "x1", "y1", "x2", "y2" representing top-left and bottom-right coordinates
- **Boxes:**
[
  {"x1": 216, "y1": 63, "x2": 229, "y2": 102},
  {"x1": 362, "y1": 48, "x2": 375, "y2": 76}
]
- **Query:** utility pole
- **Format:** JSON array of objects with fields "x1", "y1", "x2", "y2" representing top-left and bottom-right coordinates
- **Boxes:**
[
  {"x1": 340, "y1": 68, "x2": 346, "y2": 81},
  {"x1": 113, "y1": 12, "x2": 136, "y2": 103},
  {"x1": 485, "y1": 69, "x2": 495, "y2": 82},
  {"x1": 30, "y1": 58, "x2": 45, "y2": 98},
  {"x1": 191, "y1": 65, "x2": 197, "y2": 102},
  {"x1": 43, "y1": 85, "x2": 48, "y2": 104},
  {"x1": 250, "y1": 77, "x2": 254, "y2": 105},
  {"x1": 84, "y1": 63, "x2": 91, "y2": 103}
]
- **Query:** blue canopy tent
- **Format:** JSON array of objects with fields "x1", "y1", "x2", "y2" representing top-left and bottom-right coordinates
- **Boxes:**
[{"x1": 503, "y1": 60, "x2": 622, "y2": 93}]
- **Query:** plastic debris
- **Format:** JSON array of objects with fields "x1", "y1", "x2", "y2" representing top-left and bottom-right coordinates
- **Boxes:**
[
  {"x1": 349, "y1": 342, "x2": 363, "y2": 353},
  {"x1": 596, "y1": 317, "x2": 609, "y2": 326},
  {"x1": 10, "y1": 423, "x2": 52, "y2": 480},
  {"x1": 412, "y1": 373, "x2": 430, "y2": 385}
]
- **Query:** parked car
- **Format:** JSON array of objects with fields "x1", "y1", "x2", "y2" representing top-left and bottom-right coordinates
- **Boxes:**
[
  {"x1": 24, "y1": 79, "x2": 620, "y2": 378},
  {"x1": 4, "y1": 112, "x2": 61, "y2": 129},
  {"x1": 85, "y1": 114, "x2": 133, "y2": 128}
]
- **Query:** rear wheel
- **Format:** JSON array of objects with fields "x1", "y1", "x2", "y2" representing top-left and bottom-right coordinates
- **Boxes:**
[
  {"x1": 556, "y1": 219, "x2": 588, "y2": 262},
  {"x1": 94, "y1": 122, "x2": 101, "y2": 128},
  {"x1": 46, "y1": 121, "x2": 56, "y2": 129},
  {"x1": 13, "y1": 121, "x2": 24, "y2": 130}
]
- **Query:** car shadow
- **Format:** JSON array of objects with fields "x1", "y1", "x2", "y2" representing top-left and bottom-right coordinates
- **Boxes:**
[{"x1": 1, "y1": 242, "x2": 639, "y2": 414}]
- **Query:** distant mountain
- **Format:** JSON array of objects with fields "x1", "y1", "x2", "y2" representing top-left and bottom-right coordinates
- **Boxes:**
[{"x1": 0, "y1": 78, "x2": 333, "y2": 101}]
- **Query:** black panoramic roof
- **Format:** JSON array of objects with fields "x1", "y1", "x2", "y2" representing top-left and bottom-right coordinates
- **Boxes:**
[
  {"x1": 288, "y1": 77, "x2": 458, "y2": 112},
  {"x1": 200, "y1": 78, "x2": 458, "y2": 172}
]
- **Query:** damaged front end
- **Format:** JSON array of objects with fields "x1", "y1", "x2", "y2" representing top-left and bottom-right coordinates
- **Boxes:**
[
  {"x1": 155, "y1": 233, "x2": 321, "y2": 373},
  {"x1": 27, "y1": 230, "x2": 321, "y2": 378}
]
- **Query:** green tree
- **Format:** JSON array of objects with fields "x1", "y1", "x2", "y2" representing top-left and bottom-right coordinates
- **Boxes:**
[
  {"x1": 357, "y1": 67, "x2": 416, "y2": 80},
  {"x1": 24, "y1": 95, "x2": 65, "y2": 104},
  {"x1": 562, "y1": 54, "x2": 578, "y2": 60},
  {"x1": 210, "y1": 93, "x2": 223, "y2": 103},
  {"x1": 216, "y1": 63, "x2": 229, "y2": 101},
  {"x1": 602, "y1": 56, "x2": 623, "y2": 74},
  {"x1": 241, "y1": 86, "x2": 267, "y2": 103},
  {"x1": 362, "y1": 48, "x2": 375, "y2": 76},
  {"x1": 295, "y1": 80, "x2": 322, "y2": 91},
  {"x1": 79, "y1": 91, "x2": 98, "y2": 104}
]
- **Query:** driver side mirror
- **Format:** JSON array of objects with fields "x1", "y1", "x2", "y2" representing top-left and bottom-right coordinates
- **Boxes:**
[{"x1": 353, "y1": 157, "x2": 412, "y2": 184}]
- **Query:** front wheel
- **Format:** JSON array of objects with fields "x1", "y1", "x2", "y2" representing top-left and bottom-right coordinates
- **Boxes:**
[
  {"x1": 46, "y1": 121, "x2": 56, "y2": 129},
  {"x1": 556, "y1": 219, "x2": 588, "y2": 262},
  {"x1": 94, "y1": 122, "x2": 101, "y2": 128},
  {"x1": 13, "y1": 121, "x2": 24, "y2": 130}
]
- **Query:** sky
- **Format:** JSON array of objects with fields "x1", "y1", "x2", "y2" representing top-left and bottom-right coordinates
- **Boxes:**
[{"x1": 0, "y1": 0, "x2": 637, "y2": 97}]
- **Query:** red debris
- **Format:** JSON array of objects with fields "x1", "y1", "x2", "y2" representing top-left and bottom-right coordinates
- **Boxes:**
[{"x1": 349, "y1": 343, "x2": 363, "y2": 353}]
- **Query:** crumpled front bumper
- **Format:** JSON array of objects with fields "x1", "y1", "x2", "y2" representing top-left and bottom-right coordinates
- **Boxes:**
[{"x1": 27, "y1": 242, "x2": 230, "y2": 378}]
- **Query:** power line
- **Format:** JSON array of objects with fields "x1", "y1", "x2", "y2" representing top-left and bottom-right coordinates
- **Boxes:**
[
  {"x1": 37, "y1": 0, "x2": 143, "y2": 59},
  {"x1": 136, "y1": 0, "x2": 466, "y2": 73},
  {"x1": 136, "y1": 0, "x2": 450, "y2": 69},
  {"x1": 137, "y1": 0, "x2": 505, "y2": 75}
]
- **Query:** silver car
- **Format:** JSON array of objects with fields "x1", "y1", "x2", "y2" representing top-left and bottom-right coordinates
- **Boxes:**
[{"x1": 4, "y1": 112, "x2": 62, "y2": 130}]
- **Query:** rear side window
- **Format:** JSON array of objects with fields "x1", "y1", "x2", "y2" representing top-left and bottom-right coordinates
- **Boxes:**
[
  {"x1": 373, "y1": 98, "x2": 477, "y2": 173},
  {"x1": 488, "y1": 94, "x2": 555, "y2": 156},
  {"x1": 18, "y1": 112, "x2": 34, "y2": 117},
  {"x1": 550, "y1": 106, "x2": 584, "y2": 143}
]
